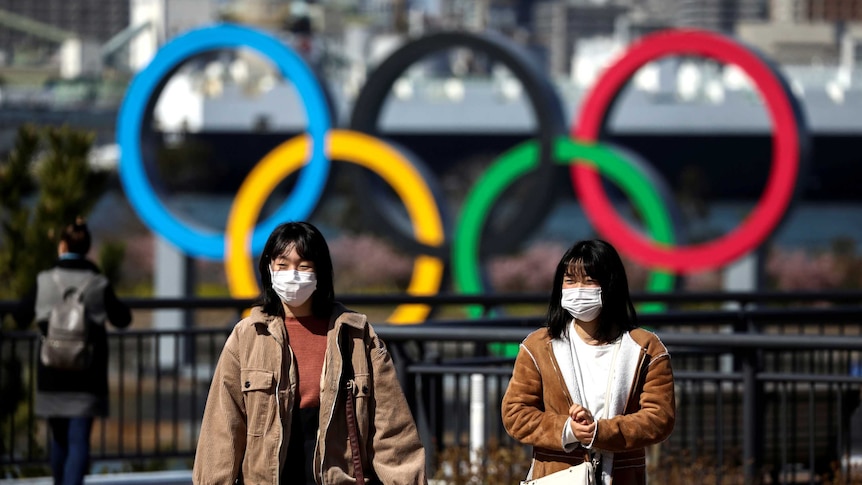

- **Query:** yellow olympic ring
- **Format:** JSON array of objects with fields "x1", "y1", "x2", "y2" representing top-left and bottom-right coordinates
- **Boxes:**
[{"x1": 225, "y1": 129, "x2": 445, "y2": 324}]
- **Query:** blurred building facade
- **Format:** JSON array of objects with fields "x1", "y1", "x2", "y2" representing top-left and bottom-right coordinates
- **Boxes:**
[
  {"x1": 0, "y1": 0, "x2": 128, "y2": 79},
  {"x1": 737, "y1": 0, "x2": 862, "y2": 66},
  {"x1": 2, "y1": 0, "x2": 860, "y2": 79},
  {"x1": 0, "y1": 0, "x2": 129, "y2": 63}
]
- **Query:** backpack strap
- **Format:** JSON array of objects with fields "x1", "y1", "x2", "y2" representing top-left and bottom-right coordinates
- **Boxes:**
[{"x1": 51, "y1": 269, "x2": 99, "y2": 301}]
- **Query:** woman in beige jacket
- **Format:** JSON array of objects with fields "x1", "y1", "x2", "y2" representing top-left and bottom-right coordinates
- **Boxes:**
[
  {"x1": 193, "y1": 221, "x2": 426, "y2": 485},
  {"x1": 502, "y1": 239, "x2": 675, "y2": 485}
]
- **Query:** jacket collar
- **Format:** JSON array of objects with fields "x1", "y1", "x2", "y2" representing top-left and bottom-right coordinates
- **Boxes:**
[{"x1": 329, "y1": 302, "x2": 367, "y2": 330}]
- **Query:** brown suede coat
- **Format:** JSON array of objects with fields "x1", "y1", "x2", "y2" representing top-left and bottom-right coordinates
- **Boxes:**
[
  {"x1": 502, "y1": 327, "x2": 675, "y2": 484},
  {"x1": 192, "y1": 304, "x2": 426, "y2": 485}
]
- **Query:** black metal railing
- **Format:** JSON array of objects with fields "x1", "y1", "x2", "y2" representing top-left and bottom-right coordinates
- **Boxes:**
[{"x1": 2, "y1": 292, "x2": 862, "y2": 483}]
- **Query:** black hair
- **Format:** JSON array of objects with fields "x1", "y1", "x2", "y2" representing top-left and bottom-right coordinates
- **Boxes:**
[
  {"x1": 61, "y1": 217, "x2": 91, "y2": 255},
  {"x1": 546, "y1": 239, "x2": 637, "y2": 342},
  {"x1": 255, "y1": 221, "x2": 335, "y2": 319}
]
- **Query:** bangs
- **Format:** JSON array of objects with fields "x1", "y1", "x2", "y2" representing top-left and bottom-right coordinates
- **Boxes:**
[
  {"x1": 564, "y1": 259, "x2": 588, "y2": 278},
  {"x1": 564, "y1": 254, "x2": 602, "y2": 282},
  {"x1": 270, "y1": 237, "x2": 312, "y2": 262}
]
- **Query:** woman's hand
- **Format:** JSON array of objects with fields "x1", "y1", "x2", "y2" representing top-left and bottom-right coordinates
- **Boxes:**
[
  {"x1": 569, "y1": 404, "x2": 593, "y2": 424},
  {"x1": 569, "y1": 404, "x2": 596, "y2": 445}
]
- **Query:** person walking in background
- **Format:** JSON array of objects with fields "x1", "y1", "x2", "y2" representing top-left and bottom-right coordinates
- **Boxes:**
[
  {"x1": 502, "y1": 239, "x2": 675, "y2": 484},
  {"x1": 14, "y1": 218, "x2": 132, "y2": 485},
  {"x1": 193, "y1": 221, "x2": 426, "y2": 485}
]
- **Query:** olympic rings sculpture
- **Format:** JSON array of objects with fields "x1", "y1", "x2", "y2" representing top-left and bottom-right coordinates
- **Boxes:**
[{"x1": 117, "y1": 24, "x2": 808, "y2": 324}]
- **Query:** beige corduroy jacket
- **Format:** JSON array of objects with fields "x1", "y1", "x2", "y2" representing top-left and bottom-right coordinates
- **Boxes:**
[
  {"x1": 192, "y1": 303, "x2": 426, "y2": 485},
  {"x1": 502, "y1": 327, "x2": 675, "y2": 484}
]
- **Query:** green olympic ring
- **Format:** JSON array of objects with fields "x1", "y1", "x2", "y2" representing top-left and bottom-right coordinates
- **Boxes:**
[{"x1": 453, "y1": 137, "x2": 676, "y2": 318}]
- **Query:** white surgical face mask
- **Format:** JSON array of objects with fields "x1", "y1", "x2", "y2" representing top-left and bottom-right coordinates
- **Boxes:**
[
  {"x1": 561, "y1": 287, "x2": 603, "y2": 322},
  {"x1": 270, "y1": 269, "x2": 317, "y2": 306}
]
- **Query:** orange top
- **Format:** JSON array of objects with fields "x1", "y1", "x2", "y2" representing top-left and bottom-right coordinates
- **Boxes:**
[{"x1": 284, "y1": 315, "x2": 329, "y2": 408}]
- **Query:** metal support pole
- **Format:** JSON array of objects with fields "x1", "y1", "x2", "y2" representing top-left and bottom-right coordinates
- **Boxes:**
[
  {"x1": 743, "y1": 349, "x2": 757, "y2": 483},
  {"x1": 469, "y1": 373, "x2": 485, "y2": 471},
  {"x1": 154, "y1": 236, "x2": 195, "y2": 368},
  {"x1": 742, "y1": 346, "x2": 764, "y2": 484}
]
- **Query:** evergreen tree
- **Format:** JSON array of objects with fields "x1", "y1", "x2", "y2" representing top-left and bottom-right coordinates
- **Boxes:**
[{"x1": 0, "y1": 124, "x2": 108, "y2": 303}]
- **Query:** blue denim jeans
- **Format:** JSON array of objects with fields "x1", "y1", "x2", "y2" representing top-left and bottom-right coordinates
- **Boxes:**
[{"x1": 48, "y1": 417, "x2": 93, "y2": 485}]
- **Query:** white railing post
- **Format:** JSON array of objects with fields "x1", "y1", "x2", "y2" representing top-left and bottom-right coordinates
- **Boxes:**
[{"x1": 469, "y1": 373, "x2": 485, "y2": 471}]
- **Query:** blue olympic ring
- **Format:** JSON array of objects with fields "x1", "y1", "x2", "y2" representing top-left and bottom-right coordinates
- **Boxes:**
[{"x1": 117, "y1": 24, "x2": 331, "y2": 259}]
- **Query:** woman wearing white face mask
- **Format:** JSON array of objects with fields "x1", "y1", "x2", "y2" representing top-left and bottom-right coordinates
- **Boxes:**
[
  {"x1": 502, "y1": 239, "x2": 675, "y2": 485},
  {"x1": 194, "y1": 221, "x2": 427, "y2": 485}
]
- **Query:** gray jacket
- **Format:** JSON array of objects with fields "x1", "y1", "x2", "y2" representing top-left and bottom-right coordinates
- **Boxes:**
[{"x1": 17, "y1": 257, "x2": 131, "y2": 417}]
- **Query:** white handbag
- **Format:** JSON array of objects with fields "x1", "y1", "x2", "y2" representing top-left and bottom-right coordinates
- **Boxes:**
[{"x1": 519, "y1": 458, "x2": 597, "y2": 485}]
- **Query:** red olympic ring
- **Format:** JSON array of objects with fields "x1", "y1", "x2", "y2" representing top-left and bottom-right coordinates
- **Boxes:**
[{"x1": 572, "y1": 29, "x2": 804, "y2": 273}]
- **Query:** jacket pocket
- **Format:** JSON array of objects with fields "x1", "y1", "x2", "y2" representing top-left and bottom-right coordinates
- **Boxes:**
[{"x1": 241, "y1": 369, "x2": 275, "y2": 437}]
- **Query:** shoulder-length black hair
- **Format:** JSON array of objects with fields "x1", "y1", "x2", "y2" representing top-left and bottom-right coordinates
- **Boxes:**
[
  {"x1": 255, "y1": 221, "x2": 335, "y2": 319},
  {"x1": 546, "y1": 239, "x2": 637, "y2": 342}
]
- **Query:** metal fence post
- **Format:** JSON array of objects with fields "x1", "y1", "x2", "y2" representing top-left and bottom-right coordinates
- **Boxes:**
[
  {"x1": 742, "y1": 344, "x2": 764, "y2": 483},
  {"x1": 743, "y1": 347, "x2": 756, "y2": 483}
]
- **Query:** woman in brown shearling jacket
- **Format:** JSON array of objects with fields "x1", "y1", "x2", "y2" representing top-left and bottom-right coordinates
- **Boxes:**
[
  {"x1": 193, "y1": 222, "x2": 426, "y2": 485},
  {"x1": 502, "y1": 240, "x2": 675, "y2": 485}
]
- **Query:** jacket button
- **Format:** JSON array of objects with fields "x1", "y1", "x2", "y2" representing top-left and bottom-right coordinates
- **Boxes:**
[
  {"x1": 245, "y1": 381, "x2": 251, "y2": 389},
  {"x1": 363, "y1": 386, "x2": 369, "y2": 394}
]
